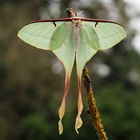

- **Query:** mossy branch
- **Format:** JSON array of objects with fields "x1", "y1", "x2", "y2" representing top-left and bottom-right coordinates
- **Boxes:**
[{"x1": 82, "y1": 66, "x2": 108, "y2": 140}]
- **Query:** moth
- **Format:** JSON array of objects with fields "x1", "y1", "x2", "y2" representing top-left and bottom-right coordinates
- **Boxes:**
[{"x1": 18, "y1": 8, "x2": 127, "y2": 134}]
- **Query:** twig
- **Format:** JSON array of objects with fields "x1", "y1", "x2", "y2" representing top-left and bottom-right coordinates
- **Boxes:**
[{"x1": 82, "y1": 66, "x2": 108, "y2": 140}]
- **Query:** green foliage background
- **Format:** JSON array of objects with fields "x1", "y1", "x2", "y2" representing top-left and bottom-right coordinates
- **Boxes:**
[{"x1": 0, "y1": 0, "x2": 140, "y2": 140}]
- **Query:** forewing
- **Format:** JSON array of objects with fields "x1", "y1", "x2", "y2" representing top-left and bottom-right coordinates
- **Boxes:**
[
  {"x1": 18, "y1": 22, "x2": 70, "y2": 50},
  {"x1": 86, "y1": 22, "x2": 126, "y2": 50}
]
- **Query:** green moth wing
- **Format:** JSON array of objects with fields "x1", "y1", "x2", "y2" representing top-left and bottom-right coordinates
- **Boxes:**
[
  {"x1": 18, "y1": 22, "x2": 70, "y2": 50},
  {"x1": 75, "y1": 26, "x2": 97, "y2": 133},
  {"x1": 53, "y1": 28, "x2": 75, "y2": 135},
  {"x1": 86, "y1": 22, "x2": 126, "y2": 50}
]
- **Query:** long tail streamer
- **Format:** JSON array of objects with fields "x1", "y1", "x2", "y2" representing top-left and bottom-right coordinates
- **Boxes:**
[{"x1": 58, "y1": 75, "x2": 70, "y2": 135}]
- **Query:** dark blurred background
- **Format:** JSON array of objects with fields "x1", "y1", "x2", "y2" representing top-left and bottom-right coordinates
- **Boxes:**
[{"x1": 0, "y1": 0, "x2": 140, "y2": 140}]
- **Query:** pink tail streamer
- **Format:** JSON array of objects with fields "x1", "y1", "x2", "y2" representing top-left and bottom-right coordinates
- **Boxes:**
[
  {"x1": 58, "y1": 74, "x2": 70, "y2": 135},
  {"x1": 75, "y1": 76, "x2": 83, "y2": 134}
]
